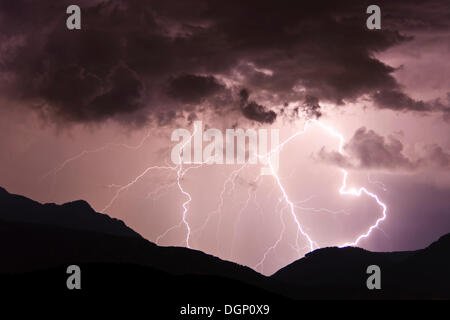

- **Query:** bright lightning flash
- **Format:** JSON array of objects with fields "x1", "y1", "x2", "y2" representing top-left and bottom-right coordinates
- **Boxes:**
[
  {"x1": 254, "y1": 119, "x2": 387, "y2": 271},
  {"x1": 43, "y1": 119, "x2": 388, "y2": 273}
]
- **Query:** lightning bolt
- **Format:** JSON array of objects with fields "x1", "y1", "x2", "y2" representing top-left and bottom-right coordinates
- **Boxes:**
[
  {"x1": 337, "y1": 169, "x2": 387, "y2": 247},
  {"x1": 254, "y1": 202, "x2": 288, "y2": 273},
  {"x1": 43, "y1": 125, "x2": 203, "y2": 249},
  {"x1": 101, "y1": 164, "x2": 177, "y2": 213},
  {"x1": 313, "y1": 121, "x2": 387, "y2": 247},
  {"x1": 190, "y1": 163, "x2": 249, "y2": 252},
  {"x1": 41, "y1": 130, "x2": 152, "y2": 181},
  {"x1": 230, "y1": 174, "x2": 262, "y2": 259},
  {"x1": 42, "y1": 118, "x2": 388, "y2": 273},
  {"x1": 254, "y1": 119, "x2": 388, "y2": 271},
  {"x1": 294, "y1": 197, "x2": 351, "y2": 216},
  {"x1": 155, "y1": 127, "x2": 216, "y2": 248}
]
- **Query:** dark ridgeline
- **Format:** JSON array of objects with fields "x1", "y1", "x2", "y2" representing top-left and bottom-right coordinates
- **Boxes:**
[{"x1": 0, "y1": 186, "x2": 449, "y2": 302}]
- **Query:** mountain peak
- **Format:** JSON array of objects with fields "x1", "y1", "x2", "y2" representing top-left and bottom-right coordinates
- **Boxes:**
[
  {"x1": 61, "y1": 199, "x2": 95, "y2": 212},
  {"x1": 0, "y1": 186, "x2": 140, "y2": 238}
]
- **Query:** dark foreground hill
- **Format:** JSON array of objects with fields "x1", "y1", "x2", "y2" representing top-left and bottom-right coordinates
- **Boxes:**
[{"x1": 0, "y1": 186, "x2": 449, "y2": 302}]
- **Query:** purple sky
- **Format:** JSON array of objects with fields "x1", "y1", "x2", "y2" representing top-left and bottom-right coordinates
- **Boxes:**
[{"x1": 0, "y1": 0, "x2": 449, "y2": 275}]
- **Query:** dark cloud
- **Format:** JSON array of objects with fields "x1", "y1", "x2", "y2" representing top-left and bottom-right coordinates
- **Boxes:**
[
  {"x1": 241, "y1": 102, "x2": 277, "y2": 124},
  {"x1": 278, "y1": 95, "x2": 323, "y2": 122},
  {"x1": 420, "y1": 144, "x2": 450, "y2": 168},
  {"x1": 433, "y1": 93, "x2": 450, "y2": 123},
  {"x1": 382, "y1": 0, "x2": 450, "y2": 31},
  {"x1": 372, "y1": 89, "x2": 429, "y2": 112},
  {"x1": 372, "y1": 89, "x2": 450, "y2": 123},
  {"x1": 239, "y1": 89, "x2": 276, "y2": 124},
  {"x1": 166, "y1": 74, "x2": 225, "y2": 104},
  {"x1": 301, "y1": 96, "x2": 322, "y2": 120},
  {"x1": 317, "y1": 127, "x2": 450, "y2": 171},
  {"x1": 0, "y1": 0, "x2": 448, "y2": 126},
  {"x1": 46, "y1": 63, "x2": 144, "y2": 122}
]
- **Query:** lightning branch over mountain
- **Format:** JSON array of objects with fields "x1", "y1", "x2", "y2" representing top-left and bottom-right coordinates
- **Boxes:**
[{"x1": 42, "y1": 119, "x2": 388, "y2": 272}]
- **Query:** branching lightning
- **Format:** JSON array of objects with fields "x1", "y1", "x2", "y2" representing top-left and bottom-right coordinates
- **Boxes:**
[
  {"x1": 252, "y1": 119, "x2": 388, "y2": 270},
  {"x1": 43, "y1": 118, "x2": 388, "y2": 273},
  {"x1": 41, "y1": 130, "x2": 153, "y2": 181}
]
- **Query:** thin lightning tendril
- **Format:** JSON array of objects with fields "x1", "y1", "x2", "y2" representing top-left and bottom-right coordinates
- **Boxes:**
[
  {"x1": 253, "y1": 119, "x2": 388, "y2": 270},
  {"x1": 43, "y1": 119, "x2": 388, "y2": 272}
]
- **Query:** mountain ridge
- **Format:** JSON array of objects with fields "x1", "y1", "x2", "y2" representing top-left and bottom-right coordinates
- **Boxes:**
[{"x1": 0, "y1": 185, "x2": 448, "y2": 299}]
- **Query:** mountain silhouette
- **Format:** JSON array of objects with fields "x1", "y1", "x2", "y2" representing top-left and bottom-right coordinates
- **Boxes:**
[
  {"x1": 0, "y1": 186, "x2": 139, "y2": 238},
  {"x1": 0, "y1": 186, "x2": 448, "y2": 301}
]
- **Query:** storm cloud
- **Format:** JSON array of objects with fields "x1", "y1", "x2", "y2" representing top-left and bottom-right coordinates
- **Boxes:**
[
  {"x1": 372, "y1": 89, "x2": 429, "y2": 112},
  {"x1": 317, "y1": 127, "x2": 450, "y2": 171},
  {"x1": 239, "y1": 89, "x2": 277, "y2": 124},
  {"x1": 0, "y1": 0, "x2": 448, "y2": 126},
  {"x1": 165, "y1": 74, "x2": 225, "y2": 105}
]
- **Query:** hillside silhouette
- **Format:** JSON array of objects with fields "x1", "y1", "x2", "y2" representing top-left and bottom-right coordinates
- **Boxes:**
[{"x1": 0, "y1": 186, "x2": 448, "y2": 301}]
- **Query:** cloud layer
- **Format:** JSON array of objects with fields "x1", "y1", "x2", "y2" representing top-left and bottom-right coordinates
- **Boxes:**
[
  {"x1": 317, "y1": 127, "x2": 450, "y2": 171},
  {"x1": 0, "y1": 0, "x2": 448, "y2": 126}
]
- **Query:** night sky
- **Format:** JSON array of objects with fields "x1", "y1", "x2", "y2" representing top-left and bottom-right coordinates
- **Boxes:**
[{"x1": 0, "y1": 0, "x2": 449, "y2": 275}]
